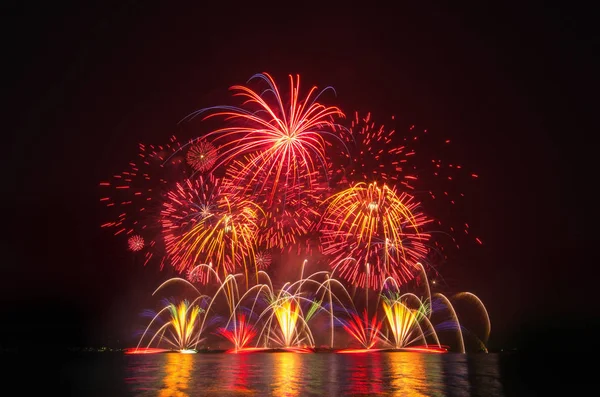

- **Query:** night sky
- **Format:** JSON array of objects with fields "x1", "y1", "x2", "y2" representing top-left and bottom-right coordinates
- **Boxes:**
[{"x1": 2, "y1": 2, "x2": 595, "y2": 352}]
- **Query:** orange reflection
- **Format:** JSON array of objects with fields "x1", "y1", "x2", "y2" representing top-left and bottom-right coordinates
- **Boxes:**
[
  {"x1": 387, "y1": 353, "x2": 428, "y2": 396},
  {"x1": 272, "y1": 353, "x2": 300, "y2": 397},
  {"x1": 159, "y1": 353, "x2": 194, "y2": 397}
]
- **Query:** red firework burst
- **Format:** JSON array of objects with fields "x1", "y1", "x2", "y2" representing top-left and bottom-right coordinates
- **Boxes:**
[
  {"x1": 186, "y1": 139, "x2": 218, "y2": 172},
  {"x1": 128, "y1": 235, "x2": 145, "y2": 252},
  {"x1": 183, "y1": 72, "x2": 346, "y2": 205},
  {"x1": 254, "y1": 251, "x2": 272, "y2": 270}
]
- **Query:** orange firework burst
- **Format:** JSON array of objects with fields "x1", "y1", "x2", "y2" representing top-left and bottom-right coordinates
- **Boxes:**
[
  {"x1": 186, "y1": 139, "x2": 217, "y2": 172},
  {"x1": 160, "y1": 175, "x2": 262, "y2": 280},
  {"x1": 320, "y1": 182, "x2": 432, "y2": 289}
]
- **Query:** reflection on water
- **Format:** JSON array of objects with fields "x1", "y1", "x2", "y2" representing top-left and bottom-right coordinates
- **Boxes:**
[
  {"x1": 272, "y1": 353, "x2": 300, "y2": 397},
  {"x1": 442, "y1": 355, "x2": 471, "y2": 396},
  {"x1": 344, "y1": 353, "x2": 384, "y2": 394},
  {"x1": 123, "y1": 353, "x2": 505, "y2": 396},
  {"x1": 387, "y1": 352, "x2": 428, "y2": 396},
  {"x1": 227, "y1": 354, "x2": 253, "y2": 394},
  {"x1": 159, "y1": 354, "x2": 193, "y2": 397}
]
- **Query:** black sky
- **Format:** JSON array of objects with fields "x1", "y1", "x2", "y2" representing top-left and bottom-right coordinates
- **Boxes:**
[{"x1": 2, "y1": 2, "x2": 595, "y2": 351}]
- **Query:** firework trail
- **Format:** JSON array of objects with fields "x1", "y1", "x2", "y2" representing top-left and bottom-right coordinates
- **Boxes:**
[
  {"x1": 136, "y1": 267, "x2": 489, "y2": 353},
  {"x1": 222, "y1": 152, "x2": 325, "y2": 253},
  {"x1": 216, "y1": 314, "x2": 257, "y2": 352}
]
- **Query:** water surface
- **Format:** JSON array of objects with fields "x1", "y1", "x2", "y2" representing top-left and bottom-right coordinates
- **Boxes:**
[{"x1": 59, "y1": 352, "x2": 513, "y2": 396}]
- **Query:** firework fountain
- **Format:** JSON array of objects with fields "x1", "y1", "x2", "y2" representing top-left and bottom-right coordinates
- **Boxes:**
[
  {"x1": 102, "y1": 72, "x2": 490, "y2": 354},
  {"x1": 132, "y1": 261, "x2": 489, "y2": 354}
]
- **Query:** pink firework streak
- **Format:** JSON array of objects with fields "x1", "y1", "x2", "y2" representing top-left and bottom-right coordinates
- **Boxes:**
[
  {"x1": 99, "y1": 136, "x2": 187, "y2": 267},
  {"x1": 336, "y1": 112, "x2": 417, "y2": 189},
  {"x1": 342, "y1": 310, "x2": 383, "y2": 350},
  {"x1": 217, "y1": 314, "x2": 257, "y2": 352}
]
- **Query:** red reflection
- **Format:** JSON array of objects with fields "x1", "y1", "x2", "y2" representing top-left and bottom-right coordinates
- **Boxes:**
[
  {"x1": 226, "y1": 353, "x2": 252, "y2": 393},
  {"x1": 347, "y1": 353, "x2": 384, "y2": 395}
]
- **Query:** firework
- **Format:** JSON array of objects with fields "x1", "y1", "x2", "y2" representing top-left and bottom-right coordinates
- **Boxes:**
[
  {"x1": 341, "y1": 310, "x2": 383, "y2": 350},
  {"x1": 100, "y1": 73, "x2": 491, "y2": 356},
  {"x1": 254, "y1": 251, "x2": 272, "y2": 270},
  {"x1": 273, "y1": 298, "x2": 300, "y2": 348},
  {"x1": 381, "y1": 297, "x2": 423, "y2": 349},
  {"x1": 99, "y1": 136, "x2": 186, "y2": 267},
  {"x1": 128, "y1": 235, "x2": 145, "y2": 252},
  {"x1": 135, "y1": 299, "x2": 203, "y2": 353},
  {"x1": 161, "y1": 175, "x2": 261, "y2": 279},
  {"x1": 167, "y1": 300, "x2": 202, "y2": 351},
  {"x1": 320, "y1": 182, "x2": 432, "y2": 289},
  {"x1": 336, "y1": 112, "x2": 417, "y2": 189},
  {"x1": 183, "y1": 72, "x2": 346, "y2": 204},
  {"x1": 330, "y1": 112, "x2": 484, "y2": 264},
  {"x1": 135, "y1": 264, "x2": 488, "y2": 353},
  {"x1": 186, "y1": 264, "x2": 215, "y2": 284},
  {"x1": 217, "y1": 314, "x2": 257, "y2": 352},
  {"x1": 186, "y1": 139, "x2": 218, "y2": 172},
  {"x1": 222, "y1": 152, "x2": 325, "y2": 253}
]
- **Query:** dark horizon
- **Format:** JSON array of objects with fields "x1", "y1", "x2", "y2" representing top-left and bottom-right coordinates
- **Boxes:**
[{"x1": 2, "y1": 2, "x2": 595, "y2": 353}]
